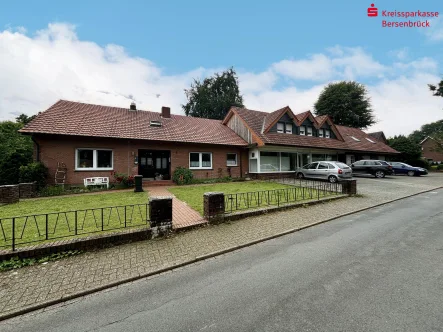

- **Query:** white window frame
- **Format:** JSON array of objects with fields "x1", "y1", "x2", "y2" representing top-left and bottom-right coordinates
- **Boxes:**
[
  {"x1": 189, "y1": 152, "x2": 213, "y2": 169},
  {"x1": 325, "y1": 129, "x2": 330, "y2": 138},
  {"x1": 318, "y1": 129, "x2": 324, "y2": 138},
  {"x1": 351, "y1": 136, "x2": 361, "y2": 142},
  {"x1": 277, "y1": 122, "x2": 284, "y2": 133},
  {"x1": 285, "y1": 123, "x2": 292, "y2": 134},
  {"x1": 299, "y1": 126, "x2": 306, "y2": 135},
  {"x1": 307, "y1": 127, "x2": 313, "y2": 136},
  {"x1": 227, "y1": 153, "x2": 238, "y2": 166},
  {"x1": 365, "y1": 137, "x2": 376, "y2": 143},
  {"x1": 75, "y1": 148, "x2": 113, "y2": 171}
]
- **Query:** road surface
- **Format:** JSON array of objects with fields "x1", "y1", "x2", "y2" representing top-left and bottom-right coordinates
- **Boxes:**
[{"x1": 2, "y1": 189, "x2": 443, "y2": 331}]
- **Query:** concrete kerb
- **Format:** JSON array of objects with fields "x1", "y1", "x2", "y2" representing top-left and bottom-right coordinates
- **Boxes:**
[{"x1": 1, "y1": 186, "x2": 441, "y2": 322}]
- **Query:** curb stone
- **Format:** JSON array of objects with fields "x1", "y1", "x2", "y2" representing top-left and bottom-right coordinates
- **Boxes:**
[{"x1": 1, "y1": 186, "x2": 441, "y2": 322}]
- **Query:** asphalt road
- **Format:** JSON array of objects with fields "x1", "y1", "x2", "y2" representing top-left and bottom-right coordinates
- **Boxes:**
[{"x1": 2, "y1": 189, "x2": 443, "y2": 332}]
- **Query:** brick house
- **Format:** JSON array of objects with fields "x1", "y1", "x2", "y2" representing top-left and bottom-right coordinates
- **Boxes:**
[
  {"x1": 420, "y1": 136, "x2": 443, "y2": 163},
  {"x1": 20, "y1": 100, "x2": 399, "y2": 185}
]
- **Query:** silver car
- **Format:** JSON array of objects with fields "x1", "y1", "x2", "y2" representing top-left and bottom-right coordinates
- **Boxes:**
[{"x1": 296, "y1": 161, "x2": 353, "y2": 183}]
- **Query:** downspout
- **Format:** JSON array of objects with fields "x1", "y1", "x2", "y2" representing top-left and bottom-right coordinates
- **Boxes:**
[{"x1": 31, "y1": 135, "x2": 40, "y2": 162}]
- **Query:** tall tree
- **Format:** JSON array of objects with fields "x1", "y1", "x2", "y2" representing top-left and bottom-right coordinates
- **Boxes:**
[
  {"x1": 314, "y1": 81, "x2": 376, "y2": 129},
  {"x1": 428, "y1": 79, "x2": 443, "y2": 97},
  {"x1": 15, "y1": 113, "x2": 36, "y2": 125},
  {"x1": 182, "y1": 67, "x2": 244, "y2": 120},
  {"x1": 409, "y1": 119, "x2": 443, "y2": 144},
  {"x1": 387, "y1": 135, "x2": 422, "y2": 163}
]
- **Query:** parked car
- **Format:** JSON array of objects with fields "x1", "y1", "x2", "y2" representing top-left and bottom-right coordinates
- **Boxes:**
[
  {"x1": 296, "y1": 161, "x2": 352, "y2": 183},
  {"x1": 350, "y1": 160, "x2": 393, "y2": 178},
  {"x1": 388, "y1": 162, "x2": 428, "y2": 176}
]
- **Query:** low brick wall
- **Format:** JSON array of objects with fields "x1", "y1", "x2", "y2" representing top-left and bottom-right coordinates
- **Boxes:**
[
  {"x1": 0, "y1": 227, "x2": 152, "y2": 261},
  {"x1": 0, "y1": 185, "x2": 19, "y2": 204},
  {"x1": 19, "y1": 182, "x2": 37, "y2": 198}
]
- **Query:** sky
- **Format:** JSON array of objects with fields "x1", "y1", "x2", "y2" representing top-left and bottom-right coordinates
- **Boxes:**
[{"x1": 1, "y1": 0, "x2": 443, "y2": 137}]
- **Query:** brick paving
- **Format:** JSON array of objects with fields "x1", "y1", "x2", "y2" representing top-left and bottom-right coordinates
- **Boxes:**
[
  {"x1": 1, "y1": 174, "x2": 443, "y2": 320},
  {"x1": 146, "y1": 186, "x2": 207, "y2": 229}
]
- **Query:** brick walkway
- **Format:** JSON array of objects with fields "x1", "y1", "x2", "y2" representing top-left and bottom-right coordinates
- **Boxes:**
[
  {"x1": 146, "y1": 186, "x2": 207, "y2": 229},
  {"x1": 1, "y1": 175, "x2": 443, "y2": 320}
]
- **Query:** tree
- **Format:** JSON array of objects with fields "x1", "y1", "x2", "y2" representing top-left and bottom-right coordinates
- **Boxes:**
[
  {"x1": 314, "y1": 81, "x2": 376, "y2": 129},
  {"x1": 182, "y1": 67, "x2": 244, "y2": 120},
  {"x1": 409, "y1": 119, "x2": 443, "y2": 144},
  {"x1": 387, "y1": 135, "x2": 422, "y2": 163},
  {"x1": 15, "y1": 113, "x2": 36, "y2": 126},
  {"x1": 428, "y1": 79, "x2": 443, "y2": 97}
]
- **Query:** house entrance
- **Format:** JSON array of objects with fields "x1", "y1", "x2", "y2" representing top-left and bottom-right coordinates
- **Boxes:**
[{"x1": 138, "y1": 150, "x2": 171, "y2": 180}]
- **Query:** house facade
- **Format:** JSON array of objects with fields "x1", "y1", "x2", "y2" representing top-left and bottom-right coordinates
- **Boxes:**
[
  {"x1": 420, "y1": 136, "x2": 443, "y2": 163},
  {"x1": 20, "y1": 100, "x2": 398, "y2": 185}
]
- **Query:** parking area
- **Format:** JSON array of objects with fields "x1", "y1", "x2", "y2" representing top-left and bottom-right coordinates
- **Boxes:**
[{"x1": 354, "y1": 172, "x2": 443, "y2": 198}]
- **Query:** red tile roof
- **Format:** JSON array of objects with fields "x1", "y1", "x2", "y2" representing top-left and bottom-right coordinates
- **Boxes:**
[
  {"x1": 20, "y1": 100, "x2": 249, "y2": 146},
  {"x1": 229, "y1": 107, "x2": 399, "y2": 154}
]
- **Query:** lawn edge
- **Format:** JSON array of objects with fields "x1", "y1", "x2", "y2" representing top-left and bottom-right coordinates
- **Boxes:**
[{"x1": 1, "y1": 186, "x2": 441, "y2": 322}]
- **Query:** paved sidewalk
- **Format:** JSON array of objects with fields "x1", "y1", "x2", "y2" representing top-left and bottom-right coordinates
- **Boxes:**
[
  {"x1": 1, "y1": 174, "x2": 443, "y2": 320},
  {"x1": 146, "y1": 186, "x2": 207, "y2": 229}
]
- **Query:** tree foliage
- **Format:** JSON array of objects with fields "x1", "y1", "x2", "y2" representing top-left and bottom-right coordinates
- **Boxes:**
[
  {"x1": 408, "y1": 119, "x2": 443, "y2": 144},
  {"x1": 182, "y1": 67, "x2": 244, "y2": 120},
  {"x1": 428, "y1": 79, "x2": 443, "y2": 97},
  {"x1": 314, "y1": 81, "x2": 376, "y2": 129},
  {"x1": 387, "y1": 135, "x2": 422, "y2": 163}
]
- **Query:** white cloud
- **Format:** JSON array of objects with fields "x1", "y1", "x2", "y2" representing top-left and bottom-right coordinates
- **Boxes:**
[
  {"x1": 1, "y1": 23, "x2": 442, "y2": 138},
  {"x1": 424, "y1": 16, "x2": 443, "y2": 42}
]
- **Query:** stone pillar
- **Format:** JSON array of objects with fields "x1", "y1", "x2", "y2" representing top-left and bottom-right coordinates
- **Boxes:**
[
  {"x1": 204, "y1": 192, "x2": 225, "y2": 224},
  {"x1": 149, "y1": 196, "x2": 173, "y2": 237},
  {"x1": 19, "y1": 182, "x2": 37, "y2": 198},
  {"x1": 0, "y1": 185, "x2": 20, "y2": 204},
  {"x1": 341, "y1": 179, "x2": 357, "y2": 195}
]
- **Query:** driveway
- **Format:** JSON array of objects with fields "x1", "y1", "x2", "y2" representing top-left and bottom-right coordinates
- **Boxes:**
[{"x1": 354, "y1": 172, "x2": 443, "y2": 198}]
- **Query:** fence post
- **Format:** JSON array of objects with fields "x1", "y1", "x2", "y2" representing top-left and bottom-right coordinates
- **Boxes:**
[
  {"x1": 101, "y1": 208, "x2": 104, "y2": 231},
  {"x1": 74, "y1": 211, "x2": 78, "y2": 235},
  {"x1": 149, "y1": 196, "x2": 173, "y2": 238},
  {"x1": 46, "y1": 214, "x2": 49, "y2": 239},
  {"x1": 204, "y1": 192, "x2": 225, "y2": 224},
  {"x1": 12, "y1": 217, "x2": 15, "y2": 251}
]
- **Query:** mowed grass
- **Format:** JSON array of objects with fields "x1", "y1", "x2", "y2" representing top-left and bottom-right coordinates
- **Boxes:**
[
  {"x1": 0, "y1": 191, "x2": 149, "y2": 249},
  {"x1": 168, "y1": 181, "x2": 334, "y2": 215}
]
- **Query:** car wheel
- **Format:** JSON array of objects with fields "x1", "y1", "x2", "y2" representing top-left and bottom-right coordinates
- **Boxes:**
[
  {"x1": 297, "y1": 172, "x2": 304, "y2": 179},
  {"x1": 328, "y1": 175, "x2": 338, "y2": 183},
  {"x1": 375, "y1": 170, "x2": 385, "y2": 178},
  {"x1": 407, "y1": 170, "x2": 415, "y2": 177}
]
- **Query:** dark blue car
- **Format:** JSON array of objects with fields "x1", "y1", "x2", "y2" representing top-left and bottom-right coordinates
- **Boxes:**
[{"x1": 388, "y1": 162, "x2": 428, "y2": 176}]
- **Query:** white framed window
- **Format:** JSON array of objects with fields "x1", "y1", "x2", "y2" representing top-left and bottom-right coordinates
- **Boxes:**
[
  {"x1": 299, "y1": 126, "x2": 306, "y2": 135},
  {"x1": 285, "y1": 123, "x2": 292, "y2": 134},
  {"x1": 307, "y1": 127, "x2": 313, "y2": 136},
  {"x1": 318, "y1": 129, "x2": 324, "y2": 138},
  {"x1": 227, "y1": 153, "x2": 238, "y2": 166},
  {"x1": 365, "y1": 137, "x2": 376, "y2": 143},
  {"x1": 351, "y1": 136, "x2": 360, "y2": 142},
  {"x1": 75, "y1": 149, "x2": 113, "y2": 171},
  {"x1": 189, "y1": 152, "x2": 212, "y2": 169},
  {"x1": 325, "y1": 129, "x2": 330, "y2": 138},
  {"x1": 277, "y1": 122, "x2": 284, "y2": 133}
]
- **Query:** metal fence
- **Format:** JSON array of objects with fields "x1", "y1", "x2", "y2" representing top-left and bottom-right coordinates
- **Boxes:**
[
  {"x1": 0, "y1": 203, "x2": 150, "y2": 251},
  {"x1": 224, "y1": 180, "x2": 343, "y2": 214}
]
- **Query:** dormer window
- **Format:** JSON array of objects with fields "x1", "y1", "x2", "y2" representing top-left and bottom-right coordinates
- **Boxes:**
[
  {"x1": 307, "y1": 127, "x2": 313, "y2": 136},
  {"x1": 318, "y1": 129, "x2": 324, "y2": 138},
  {"x1": 325, "y1": 129, "x2": 330, "y2": 138},
  {"x1": 299, "y1": 126, "x2": 305, "y2": 135},
  {"x1": 277, "y1": 122, "x2": 284, "y2": 133},
  {"x1": 150, "y1": 120, "x2": 162, "y2": 127},
  {"x1": 285, "y1": 123, "x2": 292, "y2": 134}
]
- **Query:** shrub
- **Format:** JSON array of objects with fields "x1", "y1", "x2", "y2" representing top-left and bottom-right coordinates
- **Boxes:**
[
  {"x1": 19, "y1": 162, "x2": 49, "y2": 189},
  {"x1": 437, "y1": 164, "x2": 443, "y2": 170},
  {"x1": 407, "y1": 159, "x2": 430, "y2": 170},
  {"x1": 172, "y1": 167, "x2": 194, "y2": 185},
  {"x1": 0, "y1": 149, "x2": 33, "y2": 185},
  {"x1": 112, "y1": 172, "x2": 134, "y2": 187}
]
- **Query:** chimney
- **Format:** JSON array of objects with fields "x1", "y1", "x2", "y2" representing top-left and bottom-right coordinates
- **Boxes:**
[
  {"x1": 161, "y1": 106, "x2": 171, "y2": 118},
  {"x1": 130, "y1": 102, "x2": 136, "y2": 110}
]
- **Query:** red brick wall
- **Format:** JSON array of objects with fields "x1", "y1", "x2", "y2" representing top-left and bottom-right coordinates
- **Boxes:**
[
  {"x1": 34, "y1": 135, "x2": 248, "y2": 185},
  {"x1": 421, "y1": 139, "x2": 443, "y2": 162}
]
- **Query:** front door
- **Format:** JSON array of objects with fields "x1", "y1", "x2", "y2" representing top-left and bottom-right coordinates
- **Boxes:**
[{"x1": 138, "y1": 150, "x2": 171, "y2": 180}]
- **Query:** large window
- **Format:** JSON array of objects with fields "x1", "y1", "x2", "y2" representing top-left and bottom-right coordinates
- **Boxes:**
[
  {"x1": 280, "y1": 152, "x2": 296, "y2": 171},
  {"x1": 189, "y1": 152, "x2": 212, "y2": 169},
  {"x1": 76, "y1": 149, "x2": 113, "y2": 170},
  {"x1": 277, "y1": 123, "x2": 284, "y2": 133},
  {"x1": 227, "y1": 153, "x2": 238, "y2": 166},
  {"x1": 277, "y1": 122, "x2": 292, "y2": 134},
  {"x1": 259, "y1": 152, "x2": 296, "y2": 172}
]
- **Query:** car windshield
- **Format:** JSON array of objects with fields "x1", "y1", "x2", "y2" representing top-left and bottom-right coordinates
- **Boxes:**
[{"x1": 402, "y1": 163, "x2": 413, "y2": 168}]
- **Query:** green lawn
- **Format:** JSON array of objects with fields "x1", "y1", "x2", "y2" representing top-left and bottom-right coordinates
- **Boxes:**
[
  {"x1": 0, "y1": 191, "x2": 149, "y2": 250},
  {"x1": 168, "y1": 181, "x2": 334, "y2": 215}
]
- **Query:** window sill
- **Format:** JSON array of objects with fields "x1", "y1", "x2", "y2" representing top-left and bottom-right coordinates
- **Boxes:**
[
  {"x1": 189, "y1": 168, "x2": 213, "y2": 170},
  {"x1": 227, "y1": 164, "x2": 238, "y2": 167},
  {"x1": 75, "y1": 168, "x2": 114, "y2": 172}
]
